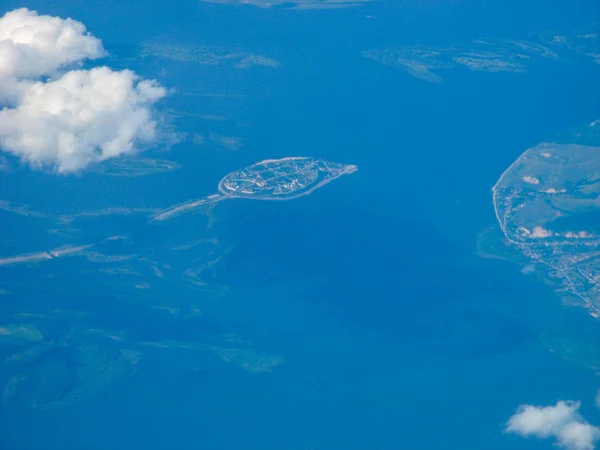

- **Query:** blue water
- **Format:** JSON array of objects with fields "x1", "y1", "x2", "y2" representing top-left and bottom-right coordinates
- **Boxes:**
[{"x1": 2, "y1": 0, "x2": 600, "y2": 449}]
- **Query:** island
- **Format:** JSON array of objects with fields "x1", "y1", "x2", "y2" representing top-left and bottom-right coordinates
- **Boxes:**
[
  {"x1": 151, "y1": 157, "x2": 357, "y2": 222},
  {"x1": 488, "y1": 120, "x2": 600, "y2": 316}
]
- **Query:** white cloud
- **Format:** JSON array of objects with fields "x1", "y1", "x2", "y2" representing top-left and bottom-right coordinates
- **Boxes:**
[
  {"x1": 0, "y1": 67, "x2": 166, "y2": 172},
  {"x1": 506, "y1": 400, "x2": 600, "y2": 450},
  {"x1": 530, "y1": 226, "x2": 553, "y2": 238},
  {"x1": 0, "y1": 8, "x2": 105, "y2": 78},
  {"x1": 523, "y1": 175, "x2": 540, "y2": 185},
  {"x1": 0, "y1": 8, "x2": 169, "y2": 173}
]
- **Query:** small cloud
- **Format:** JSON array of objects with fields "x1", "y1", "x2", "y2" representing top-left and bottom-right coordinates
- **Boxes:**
[
  {"x1": 506, "y1": 400, "x2": 600, "y2": 450},
  {"x1": 523, "y1": 175, "x2": 540, "y2": 185},
  {"x1": 0, "y1": 8, "x2": 105, "y2": 78},
  {"x1": 564, "y1": 231, "x2": 594, "y2": 239},
  {"x1": 530, "y1": 226, "x2": 553, "y2": 238}
]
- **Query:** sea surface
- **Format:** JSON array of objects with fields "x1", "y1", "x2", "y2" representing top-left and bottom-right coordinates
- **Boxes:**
[{"x1": 1, "y1": 0, "x2": 600, "y2": 449}]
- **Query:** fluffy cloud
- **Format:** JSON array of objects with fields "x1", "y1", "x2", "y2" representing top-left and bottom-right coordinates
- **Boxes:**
[
  {"x1": 0, "y1": 68, "x2": 165, "y2": 172},
  {"x1": 0, "y1": 8, "x2": 105, "y2": 78},
  {"x1": 506, "y1": 400, "x2": 600, "y2": 450},
  {"x1": 0, "y1": 8, "x2": 168, "y2": 173}
]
